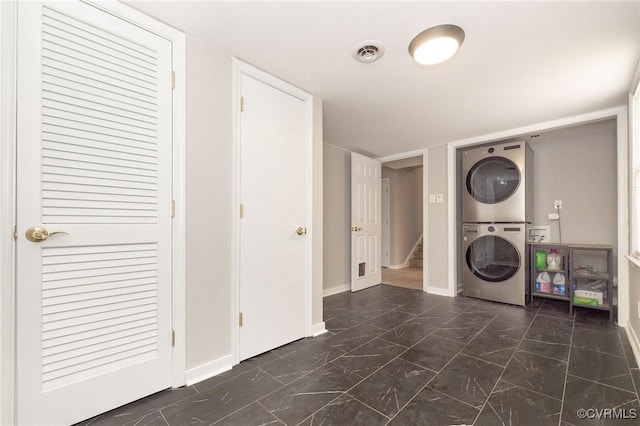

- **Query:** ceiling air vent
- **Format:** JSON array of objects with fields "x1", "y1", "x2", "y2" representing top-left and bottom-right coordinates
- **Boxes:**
[{"x1": 352, "y1": 40, "x2": 385, "y2": 63}]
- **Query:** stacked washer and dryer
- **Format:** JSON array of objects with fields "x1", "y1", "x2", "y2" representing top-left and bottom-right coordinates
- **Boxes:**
[{"x1": 461, "y1": 141, "x2": 533, "y2": 306}]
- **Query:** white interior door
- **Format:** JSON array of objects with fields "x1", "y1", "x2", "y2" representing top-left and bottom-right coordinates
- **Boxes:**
[
  {"x1": 351, "y1": 153, "x2": 382, "y2": 291},
  {"x1": 16, "y1": 2, "x2": 173, "y2": 424},
  {"x1": 239, "y1": 74, "x2": 307, "y2": 361}
]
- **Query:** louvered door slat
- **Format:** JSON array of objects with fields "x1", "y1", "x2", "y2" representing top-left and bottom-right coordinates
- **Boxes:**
[
  {"x1": 44, "y1": 130, "x2": 157, "y2": 157},
  {"x1": 41, "y1": 243, "x2": 158, "y2": 257},
  {"x1": 43, "y1": 54, "x2": 156, "y2": 96},
  {"x1": 43, "y1": 182, "x2": 156, "y2": 199},
  {"x1": 43, "y1": 41, "x2": 156, "y2": 89},
  {"x1": 43, "y1": 115, "x2": 157, "y2": 144},
  {"x1": 43, "y1": 98, "x2": 157, "y2": 131},
  {"x1": 43, "y1": 262, "x2": 157, "y2": 283},
  {"x1": 44, "y1": 81, "x2": 157, "y2": 117},
  {"x1": 42, "y1": 8, "x2": 157, "y2": 70},
  {"x1": 44, "y1": 106, "x2": 157, "y2": 137},
  {"x1": 43, "y1": 290, "x2": 157, "y2": 315},
  {"x1": 44, "y1": 277, "x2": 158, "y2": 297},
  {"x1": 43, "y1": 270, "x2": 157, "y2": 291},
  {"x1": 43, "y1": 174, "x2": 157, "y2": 191},
  {"x1": 43, "y1": 74, "x2": 156, "y2": 112},
  {"x1": 43, "y1": 256, "x2": 158, "y2": 273},
  {"x1": 44, "y1": 331, "x2": 158, "y2": 366},
  {"x1": 43, "y1": 159, "x2": 157, "y2": 180},
  {"x1": 44, "y1": 190, "x2": 156, "y2": 205},
  {"x1": 44, "y1": 143, "x2": 157, "y2": 168},
  {"x1": 44, "y1": 91, "x2": 156, "y2": 125},
  {"x1": 43, "y1": 305, "x2": 157, "y2": 333},
  {"x1": 43, "y1": 323, "x2": 158, "y2": 357}
]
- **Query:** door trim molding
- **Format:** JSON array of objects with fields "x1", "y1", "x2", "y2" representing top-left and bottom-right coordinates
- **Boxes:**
[
  {"x1": 0, "y1": 1, "x2": 17, "y2": 424},
  {"x1": 446, "y1": 106, "x2": 629, "y2": 318},
  {"x1": 231, "y1": 59, "x2": 315, "y2": 365},
  {"x1": 381, "y1": 178, "x2": 390, "y2": 268},
  {"x1": 377, "y1": 149, "x2": 428, "y2": 293}
]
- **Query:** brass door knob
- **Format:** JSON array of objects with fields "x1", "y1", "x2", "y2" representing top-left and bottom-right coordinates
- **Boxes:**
[
  {"x1": 296, "y1": 227, "x2": 307, "y2": 235},
  {"x1": 25, "y1": 226, "x2": 69, "y2": 243},
  {"x1": 351, "y1": 226, "x2": 363, "y2": 232}
]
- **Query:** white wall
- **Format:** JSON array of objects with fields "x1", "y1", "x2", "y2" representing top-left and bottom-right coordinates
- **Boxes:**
[
  {"x1": 382, "y1": 166, "x2": 423, "y2": 266},
  {"x1": 323, "y1": 144, "x2": 351, "y2": 293},
  {"x1": 185, "y1": 37, "x2": 233, "y2": 369}
]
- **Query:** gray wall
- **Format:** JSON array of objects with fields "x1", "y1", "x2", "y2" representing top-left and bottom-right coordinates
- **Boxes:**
[
  {"x1": 323, "y1": 144, "x2": 351, "y2": 291},
  {"x1": 382, "y1": 166, "x2": 423, "y2": 266},
  {"x1": 185, "y1": 37, "x2": 232, "y2": 370},
  {"x1": 427, "y1": 145, "x2": 450, "y2": 291},
  {"x1": 528, "y1": 119, "x2": 617, "y2": 246}
]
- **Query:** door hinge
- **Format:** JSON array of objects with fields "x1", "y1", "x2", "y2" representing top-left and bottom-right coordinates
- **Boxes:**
[
  {"x1": 13, "y1": 226, "x2": 17, "y2": 241},
  {"x1": 240, "y1": 96, "x2": 244, "y2": 112},
  {"x1": 171, "y1": 71, "x2": 175, "y2": 90},
  {"x1": 239, "y1": 203, "x2": 244, "y2": 219},
  {"x1": 171, "y1": 329, "x2": 175, "y2": 347},
  {"x1": 171, "y1": 200, "x2": 176, "y2": 218},
  {"x1": 239, "y1": 312, "x2": 243, "y2": 327}
]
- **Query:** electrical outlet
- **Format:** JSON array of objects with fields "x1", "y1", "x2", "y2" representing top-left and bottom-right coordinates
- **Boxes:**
[
  {"x1": 548, "y1": 213, "x2": 559, "y2": 220},
  {"x1": 554, "y1": 200, "x2": 562, "y2": 209},
  {"x1": 436, "y1": 193, "x2": 444, "y2": 203}
]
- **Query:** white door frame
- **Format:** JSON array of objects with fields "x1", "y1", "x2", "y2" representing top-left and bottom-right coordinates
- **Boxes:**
[
  {"x1": 445, "y1": 107, "x2": 629, "y2": 320},
  {"x1": 377, "y1": 149, "x2": 428, "y2": 293},
  {"x1": 231, "y1": 59, "x2": 315, "y2": 365},
  {"x1": 381, "y1": 178, "x2": 390, "y2": 268},
  {"x1": 0, "y1": 2, "x2": 187, "y2": 423}
]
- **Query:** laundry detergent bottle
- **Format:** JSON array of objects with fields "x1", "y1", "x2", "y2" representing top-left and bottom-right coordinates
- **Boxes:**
[
  {"x1": 552, "y1": 273, "x2": 566, "y2": 295},
  {"x1": 547, "y1": 249, "x2": 562, "y2": 270},
  {"x1": 536, "y1": 272, "x2": 552, "y2": 293}
]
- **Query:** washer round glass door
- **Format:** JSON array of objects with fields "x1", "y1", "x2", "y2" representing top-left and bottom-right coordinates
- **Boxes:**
[
  {"x1": 466, "y1": 235, "x2": 520, "y2": 282},
  {"x1": 466, "y1": 157, "x2": 520, "y2": 204}
]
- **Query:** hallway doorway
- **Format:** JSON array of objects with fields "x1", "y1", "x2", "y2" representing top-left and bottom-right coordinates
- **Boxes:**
[{"x1": 380, "y1": 155, "x2": 424, "y2": 290}]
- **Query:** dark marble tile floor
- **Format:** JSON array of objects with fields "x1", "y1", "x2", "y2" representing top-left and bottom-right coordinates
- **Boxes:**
[{"x1": 77, "y1": 285, "x2": 640, "y2": 426}]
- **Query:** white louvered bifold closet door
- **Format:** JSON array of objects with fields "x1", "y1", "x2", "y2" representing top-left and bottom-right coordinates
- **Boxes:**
[{"x1": 16, "y1": 2, "x2": 174, "y2": 425}]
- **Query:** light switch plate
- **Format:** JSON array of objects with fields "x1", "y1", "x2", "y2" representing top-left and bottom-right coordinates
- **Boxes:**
[{"x1": 429, "y1": 194, "x2": 436, "y2": 203}]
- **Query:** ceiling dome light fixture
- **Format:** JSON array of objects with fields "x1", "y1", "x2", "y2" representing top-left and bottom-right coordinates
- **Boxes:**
[{"x1": 409, "y1": 24, "x2": 465, "y2": 65}]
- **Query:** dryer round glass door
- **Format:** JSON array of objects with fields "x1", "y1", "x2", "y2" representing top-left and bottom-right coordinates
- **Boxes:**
[
  {"x1": 466, "y1": 235, "x2": 520, "y2": 282},
  {"x1": 466, "y1": 157, "x2": 520, "y2": 204}
]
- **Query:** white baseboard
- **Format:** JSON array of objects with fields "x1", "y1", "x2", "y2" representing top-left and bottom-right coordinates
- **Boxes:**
[
  {"x1": 323, "y1": 284, "x2": 350, "y2": 297},
  {"x1": 387, "y1": 264, "x2": 406, "y2": 270},
  {"x1": 184, "y1": 354, "x2": 233, "y2": 387},
  {"x1": 625, "y1": 321, "x2": 640, "y2": 369},
  {"x1": 311, "y1": 321, "x2": 327, "y2": 337},
  {"x1": 426, "y1": 286, "x2": 452, "y2": 297}
]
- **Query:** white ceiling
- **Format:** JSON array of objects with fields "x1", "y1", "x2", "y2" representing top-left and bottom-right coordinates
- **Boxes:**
[{"x1": 127, "y1": 1, "x2": 640, "y2": 157}]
